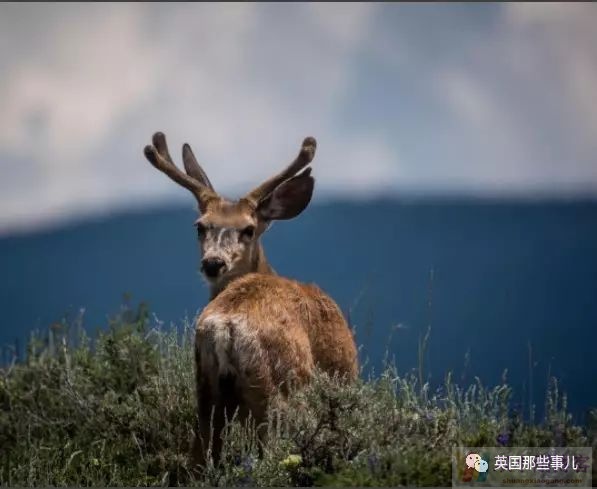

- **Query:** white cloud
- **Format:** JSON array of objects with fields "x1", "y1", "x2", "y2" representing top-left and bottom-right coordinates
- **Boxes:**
[
  {"x1": 0, "y1": 4, "x2": 160, "y2": 158},
  {"x1": 0, "y1": 3, "x2": 386, "y2": 233},
  {"x1": 429, "y1": 2, "x2": 597, "y2": 193},
  {"x1": 506, "y1": 2, "x2": 597, "y2": 151},
  {"x1": 0, "y1": 3, "x2": 596, "y2": 235}
]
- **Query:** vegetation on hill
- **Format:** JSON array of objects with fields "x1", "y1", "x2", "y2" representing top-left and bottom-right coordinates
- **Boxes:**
[{"x1": 1, "y1": 301, "x2": 595, "y2": 486}]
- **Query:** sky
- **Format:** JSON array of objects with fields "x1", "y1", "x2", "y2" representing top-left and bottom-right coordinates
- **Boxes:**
[{"x1": 1, "y1": 2, "x2": 596, "y2": 235}]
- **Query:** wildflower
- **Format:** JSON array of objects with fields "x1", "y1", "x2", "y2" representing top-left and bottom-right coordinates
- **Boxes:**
[
  {"x1": 497, "y1": 432, "x2": 510, "y2": 446},
  {"x1": 241, "y1": 455, "x2": 255, "y2": 472},
  {"x1": 280, "y1": 454, "x2": 302, "y2": 469},
  {"x1": 368, "y1": 453, "x2": 380, "y2": 473},
  {"x1": 234, "y1": 455, "x2": 256, "y2": 486}
]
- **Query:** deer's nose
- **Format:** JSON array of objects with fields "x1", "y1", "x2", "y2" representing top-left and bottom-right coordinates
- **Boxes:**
[{"x1": 201, "y1": 257, "x2": 226, "y2": 278}]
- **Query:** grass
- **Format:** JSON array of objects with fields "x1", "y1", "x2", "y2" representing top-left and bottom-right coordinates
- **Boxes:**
[{"x1": 1, "y1": 301, "x2": 595, "y2": 486}]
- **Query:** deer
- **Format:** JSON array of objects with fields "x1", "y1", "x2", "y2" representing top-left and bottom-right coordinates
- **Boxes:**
[{"x1": 143, "y1": 132, "x2": 358, "y2": 468}]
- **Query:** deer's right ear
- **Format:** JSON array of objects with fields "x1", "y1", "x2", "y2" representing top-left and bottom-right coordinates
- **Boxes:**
[{"x1": 257, "y1": 168, "x2": 314, "y2": 221}]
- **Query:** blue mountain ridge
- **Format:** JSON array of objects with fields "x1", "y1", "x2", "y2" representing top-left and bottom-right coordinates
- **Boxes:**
[{"x1": 1, "y1": 198, "x2": 596, "y2": 420}]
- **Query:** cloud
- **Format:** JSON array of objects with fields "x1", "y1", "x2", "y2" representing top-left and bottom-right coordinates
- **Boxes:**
[
  {"x1": 0, "y1": 3, "x2": 388, "y2": 233},
  {"x1": 0, "y1": 3, "x2": 596, "y2": 234},
  {"x1": 0, "y1": 5, "x2": 161, "y2": 156},
  {"x1": 429, "y1": 2, "x2": 597, "y2": 194},
  {"x1": 506, "y1": 3, "x2": 597, "y2": 149}
]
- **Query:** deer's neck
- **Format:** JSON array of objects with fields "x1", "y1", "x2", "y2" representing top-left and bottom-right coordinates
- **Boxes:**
[
  {"x1": 209, "y1": 241, "x2": 275, "y2": 300},
  {"x1": 253, "y1": 241, "x2": 275, "y2": 275}
]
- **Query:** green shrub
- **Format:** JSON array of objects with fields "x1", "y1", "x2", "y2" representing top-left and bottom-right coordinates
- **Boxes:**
[{"x1": 0, "y1": 302, "x2": 594, "y2": 486}]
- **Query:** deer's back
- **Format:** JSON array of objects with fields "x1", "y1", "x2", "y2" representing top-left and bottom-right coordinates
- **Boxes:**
[{"x1": 196, "y1": 273, "x2": 358, "y2": 390}]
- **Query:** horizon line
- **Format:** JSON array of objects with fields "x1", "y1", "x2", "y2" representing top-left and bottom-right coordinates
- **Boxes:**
[{"x1": 2, "y1": 191, "x2": 597, "y2": 240}]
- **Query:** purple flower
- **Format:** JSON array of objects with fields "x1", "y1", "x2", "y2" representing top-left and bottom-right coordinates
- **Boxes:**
[
  {"x1": 241, "y1": 455, "x2": 255, "y2": 472},
  {"x1": 497, "y1": 432, "x2": 510, "y2": 446},
  {"x1": 235, "y1": 456, "x2": 255, "y2": 486},
  {"x1": 368, "y1": 453, "x2": 380, "y2": 473}
]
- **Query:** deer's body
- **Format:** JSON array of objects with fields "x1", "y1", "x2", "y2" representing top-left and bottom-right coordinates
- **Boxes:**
[
  {"x1": 143, "y1": 132, "x2": 358, "y2": 468},
  {"x1": 195, "y1": 273, "x2": 357, "y2": 462},
  {"x1": 198, "y1": 272, "x2": 358, "y2": 392}
]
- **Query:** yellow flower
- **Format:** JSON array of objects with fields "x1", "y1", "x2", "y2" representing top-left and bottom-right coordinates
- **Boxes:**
[{"x1": 280, "y1": 454, "x2": 302, "y2": 468}]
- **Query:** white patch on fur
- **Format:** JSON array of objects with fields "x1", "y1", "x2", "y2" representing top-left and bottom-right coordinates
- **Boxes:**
[{"x1": 200, "y1": 312, "x2": 256, "y2": 376}]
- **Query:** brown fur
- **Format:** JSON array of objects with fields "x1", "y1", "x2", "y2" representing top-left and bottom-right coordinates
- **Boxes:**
[
  {"x1": 143, "y1": 132, "x2": 358, "y2": 468},
  {"x1": 192, "y1": 274, "x2": 357, "y2": 467}
]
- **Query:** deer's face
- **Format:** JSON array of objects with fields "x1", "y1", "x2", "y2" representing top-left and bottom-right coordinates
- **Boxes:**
[
  {"x1": 195, "y1": 200, "x2": 263, "y2": 283},
  {"x1": 143, "y1": 132, "x2": 316, "y2": 288}
]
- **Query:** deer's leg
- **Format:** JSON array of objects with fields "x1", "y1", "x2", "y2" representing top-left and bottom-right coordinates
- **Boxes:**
[
  {"x1": 192, "y1": 341, "x2": 228, "y2": 471},
  {"x1": 192, "y1": 375, "x2": 241, "y2": 469},
  {"x1": 234, "y1": 367, "x2": 272, "y2": 457},
  {"x1": 211, "y1": 372, "x2": 241, "y2": 466},
  {"x1": 191, "y1": 374, "x2": 214, "y2": 471}
]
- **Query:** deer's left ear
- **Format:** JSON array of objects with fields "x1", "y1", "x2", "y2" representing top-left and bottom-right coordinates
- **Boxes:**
[{"x1": 257, "y1": 168, "x2": 314, "y2": 221}]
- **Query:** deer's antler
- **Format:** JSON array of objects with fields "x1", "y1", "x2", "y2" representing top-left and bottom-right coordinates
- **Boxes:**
[
  {"x1": 243, "y1": 137, "x2": 316, "y2": 207},
  {"x1": 144, "y1": 132, "x2": 217, "y2": 212}
]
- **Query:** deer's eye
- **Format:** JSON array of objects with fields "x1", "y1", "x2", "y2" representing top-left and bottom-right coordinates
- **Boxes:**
[
  {"x1": 196, "y1": 222, "x2": 207, "y2": 238},
  {"x1": 240, "y1": 225, "x2": 255, "y2": 240}
]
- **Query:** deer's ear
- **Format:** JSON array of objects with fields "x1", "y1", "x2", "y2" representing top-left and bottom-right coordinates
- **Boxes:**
[{"x1": 257, "y1": 168, "x2": 314, "y2": 221}]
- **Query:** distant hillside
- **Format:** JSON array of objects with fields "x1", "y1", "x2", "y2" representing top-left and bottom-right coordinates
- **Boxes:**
[{"x1": 1, "y1": 198, "x2": 596, "y2": 419}]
